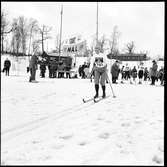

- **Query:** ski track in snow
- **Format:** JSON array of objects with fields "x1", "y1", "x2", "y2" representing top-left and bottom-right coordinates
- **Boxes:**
[{"x1": 1, "y1": 71, "x2": 164, "y2": 165}]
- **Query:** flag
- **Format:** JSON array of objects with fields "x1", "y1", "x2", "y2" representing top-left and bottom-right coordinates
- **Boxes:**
[{"x1": 69, "y1": 37, "x2": 76, "y2": 44}]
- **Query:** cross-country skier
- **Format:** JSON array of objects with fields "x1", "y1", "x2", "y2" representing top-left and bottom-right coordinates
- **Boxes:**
[{"x1": 89, "y1": 46, "x2": 110, "y2": 98}]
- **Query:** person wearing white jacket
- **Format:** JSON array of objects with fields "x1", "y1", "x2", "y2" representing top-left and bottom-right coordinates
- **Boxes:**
[{"x1": 89, "y1": 47, "x2": 110, "y2": 98}]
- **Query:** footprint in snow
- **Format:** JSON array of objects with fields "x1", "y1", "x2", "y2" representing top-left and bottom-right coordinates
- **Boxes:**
[
  {"x1": 121, "y1": 122, "x2": 131, "y2": 127},
  {"x1": 59, "y1": 134, "x2": 73, "y2": 140},
  {"x1": 152, "y1": 155, "x2": 163, "y2": 164},
  {"x1": 105, "y1": 120, "x2": 112, "y2": 123},
  {"x1": 98, "y1": 132, "x2": 110, "y2": 139},
  {"x1": 97, "y1": 117, "x2": 105, "y2": 121},
  {"x1": 52, "y1": 144, "x2": 64, "y2": 149},
  {"x1": 78, "y1": 141, "x2": 88, "y2": 146},
  {"x1": 32, "y1": 140, "x2": 41, "y2": 144}
]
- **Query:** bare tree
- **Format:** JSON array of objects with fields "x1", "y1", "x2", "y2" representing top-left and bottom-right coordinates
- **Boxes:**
[
  {"x1": 38, "y1": 25, "x2": 52, "y2": 52},
  {"x1": 27, "y1": 18, "x2": 39, "y2": 56},
  {"x1": 125, "y1": 41, "x2": 135, "y2": 54},
  {"x1": 109, "y1": 25, "x2": 120, "y2": 55},
  {"x1": 1, "y1": 9, "x2": 13, "y2": 53},
  {"x1": 18, "y1": 16, "x2": 29, "y2": 55},
  {"x1": 32, "y1": 40, "x2": 40, "y2": 54},
  {"x1": 98, "y1": 34, "x2": 106, "y2": 53},
  {"x1": 11, "y1": 18, "x2": 22, "y2": 54}
]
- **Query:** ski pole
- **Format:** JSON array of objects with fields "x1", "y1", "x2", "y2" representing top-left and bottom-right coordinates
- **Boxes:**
[{"x1": 106, "y1": 72, "x2": 116, "y2": 98}]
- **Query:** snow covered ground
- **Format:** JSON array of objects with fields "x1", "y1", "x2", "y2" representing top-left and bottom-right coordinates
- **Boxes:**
[{"x1": 1, "y1": 64, "x2": 164, "y2": 165}]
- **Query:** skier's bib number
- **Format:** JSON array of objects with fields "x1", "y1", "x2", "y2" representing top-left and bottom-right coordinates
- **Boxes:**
[{"x1": 95, "y1": 57, "x2": 104, "y2": 67}]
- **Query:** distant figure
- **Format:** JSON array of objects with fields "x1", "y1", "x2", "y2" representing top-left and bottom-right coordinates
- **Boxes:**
[
  {"x1": 29, "y1": 54, "x2": 38, "y2": 82},
  {"x1": 4, "y1": 58, "x2": 11, "y2": 76},
  {"x1": 120, "y1": 65, "x2": 125, "y2": 83},
  {"x1": 150, "y1": 60, "x2": 158, "y2": 85},
  {"x1": 58, "y1": 61, "x2": 65, "y2": 78},
  {"x1": 131, "y1": 66, "x2": 137, "y2": 83},
  {"x1": 158, "y1": 66, "x2": 164, "y2": 85},
  {"x1": 39, "y1": 58, "x2": 46, "y2": 78},
  {"x1": 143, "y1": 67, "x2": 149, "y2": 81},
  {"x1": 111, "y1": 60, "x2": 120, "y2": 84},
  {"x1": 138, "y1": 66, "x2": 144, "y2": 84},
  {"x1": 124, "y1": 64, "x2": 130, "y2": 80}
]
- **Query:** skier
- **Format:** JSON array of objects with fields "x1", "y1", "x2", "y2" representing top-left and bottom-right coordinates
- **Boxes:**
[{"x1": 89, "y1": 46, "x2": 110, "y2": 98}]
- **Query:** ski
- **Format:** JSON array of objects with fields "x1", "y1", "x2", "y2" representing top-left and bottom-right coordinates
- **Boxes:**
[
  {"x1": 94, "y1": 95, "x2": 110, "y2": 103},
  {"x1": 82, "y1": 97, "x2": 95, "y2": 103}
]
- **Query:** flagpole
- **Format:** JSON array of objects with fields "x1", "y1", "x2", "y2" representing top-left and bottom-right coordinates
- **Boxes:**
[
  {"x1": 96, "y1": 2, "x2": 98, "y2": 46},
  {"x1": 58, "y1": 5, "x2": 63, "y2": 63}
]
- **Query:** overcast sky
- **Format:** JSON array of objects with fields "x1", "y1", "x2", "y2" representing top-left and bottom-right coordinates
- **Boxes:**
[{"x1": 2, "y1": 2, "x2": 164, "y2": 57}]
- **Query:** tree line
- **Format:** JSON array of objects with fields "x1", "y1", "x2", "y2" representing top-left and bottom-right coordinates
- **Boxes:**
[
  {"x1": 1, "y1": 8, "x2": 52, "y2": 56},
  {"x1": 1, "y1": 8, "x2": 149, "y2": 59}
]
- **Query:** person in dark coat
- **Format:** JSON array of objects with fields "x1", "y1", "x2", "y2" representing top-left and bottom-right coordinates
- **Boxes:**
[
  {"x1": 120, "y1": 65, "x2": 125, "y2": 83},
  {"x1": 131, "y1": 66, "x2": 137, "y2": 83},
  {"x1": 50, "y1": 60, "x2": 57, "y2": 78},
  {"x1": 138, "y1": 66, "x2": 144, "y2": 84},
  {"x1": 158, "y1": 66, "x2": 164, "y2": 85},
  {"x1": 29, "y1": 54, "x2": 38, "y2": 82},
  {"x1": 65, "y1": 66, "x2": 71, "y2": 78},
  {"x1": 39, "y1": 59, "x2": 46, "y2": 78},
  {"x1": 58, "y1": 61, "x2": 65, "y2": 78},
  {"x1": 150, "y1": 60, "x2": 158, "y2": 85},
  {"x1": 111, "y1": 60, "x2": 120, "y2": 83},
  {"x1": 78, "y1": 65, "x2": 82, "y2": 78},
  {"x1": 143, "y1": 67, "x2": 149, "y2": 81},
  {"x1": 4, "y1": 58, "x2": 11, "y2": 76}
]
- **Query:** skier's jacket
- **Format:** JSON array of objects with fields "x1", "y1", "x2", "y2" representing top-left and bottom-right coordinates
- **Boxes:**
[{"x1": 89, "y1": 52, "x2": 110, "y2": 74}]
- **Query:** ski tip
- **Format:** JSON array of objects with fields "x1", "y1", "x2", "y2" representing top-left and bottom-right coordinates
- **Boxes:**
[
  {"x1": 82, "y1": 99, "x2": 86, "y2": 103},
  {"x1": 113, "y1": 95, "x2": 116, "y2": 98}
]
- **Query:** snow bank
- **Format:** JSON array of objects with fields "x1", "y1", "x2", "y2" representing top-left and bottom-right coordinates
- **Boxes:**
[{"x1": 1, "y1": 68, "x2": 164, "y2": 165}]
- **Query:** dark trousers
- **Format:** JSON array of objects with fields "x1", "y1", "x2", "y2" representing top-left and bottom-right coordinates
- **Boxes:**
[
  {"x1": 112, "y1": 76, "x2": 117, "y2": 83},
  {"x1": 66, "y1": 72, "x2": 71, "y2": 78},
  {"x1": 5, "y1": 67, "x2": 10, "y2": 76},
  {"x1": 151, "y1": 76, "x2": 156, "y2": 85},
  {"x1": 30, "y1": 68, "x2": 36, "y2": 81}
]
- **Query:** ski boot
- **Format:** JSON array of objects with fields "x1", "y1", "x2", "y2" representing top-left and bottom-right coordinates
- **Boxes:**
[
  {"x1": 102, "y1": 85, "x2": 106, "y2": 98},
  {"x1": 94, "y1": 84, "x2": 99, "y2": 98}
]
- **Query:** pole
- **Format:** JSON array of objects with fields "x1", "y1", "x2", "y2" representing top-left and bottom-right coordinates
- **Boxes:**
[
  {"x1": 106, "y1": 72, "x2": 116, "y2": 98},
  {"x1": 58, "y1": 5, "x2": 63, "y2": 63},
  {"x1": 96, "y1": 2, "x2": 99, "y2": 46}
]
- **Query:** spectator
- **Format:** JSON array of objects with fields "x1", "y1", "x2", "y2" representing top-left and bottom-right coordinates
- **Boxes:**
[
  {"x1": 58, "y1": 61, "x2": 65, "y2": 78},
  {"x1": 143, "y1": 67, "x2": 149, "y2": 81},
  {"x1": 65, "y1": 66, "x2": 71, "y2": 79},
  {"x1": 138, "y1": 66, "x2": 144, "y2": 84},
  {"x1": 39, "y1": 58, "x2": 46, "y2": 78},
  {"x1": 120, "y1": 65, "x2": 125, "y2": 83},
  {"x1": 29, "y1": 54, "x2": 38, "y2": 82},
  {"x1": 78, "y1": 65, "x2": 82, "y2": 78},
  {"x1": 158, "y1": 66, "x2": 164, "y2": 85},
  {"x1": 111, "y1": 60, "x2": 120, "y2": 84},
  {"x1": 124, "y1": 64, "x2": 131, "y2": 80},
  {"x1": 150, "y1": 60, "x2": 158, "y2": 85},
  {"x1": 4, "y1": 58, "x2": 11, "y2": 76},
  {"x1": 131, "y1": 66, "x2": 137, "y2": 83}
]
